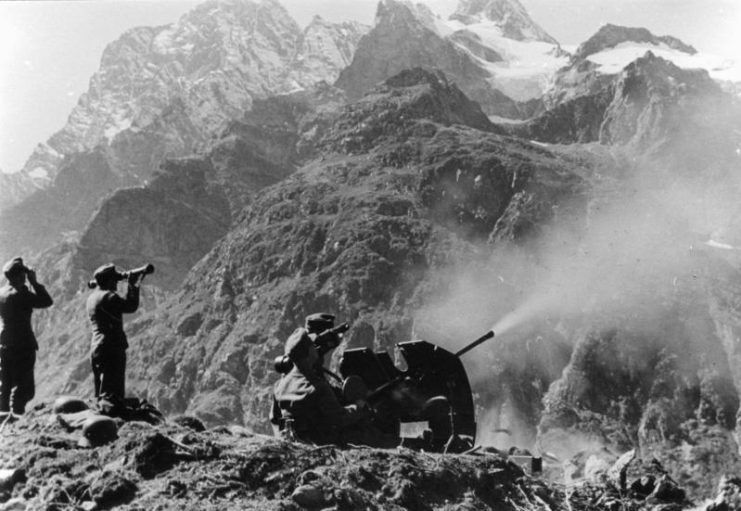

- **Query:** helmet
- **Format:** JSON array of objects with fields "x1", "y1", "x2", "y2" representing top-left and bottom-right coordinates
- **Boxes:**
[
  {"x1": 52, "y1": 396, "x2": 89, "y2": 414},
  {"x1": 78, "y1": 415, "x2": 118, "y2": 448}
]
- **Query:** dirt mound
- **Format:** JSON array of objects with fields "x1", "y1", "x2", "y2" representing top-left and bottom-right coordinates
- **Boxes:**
[{"x1": 0, "y1": 403, "x2": 730, "y2": 510}]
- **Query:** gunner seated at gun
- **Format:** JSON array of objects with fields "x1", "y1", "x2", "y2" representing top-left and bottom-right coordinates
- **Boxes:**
[{"x1": 271, "y1": 327, "x2": 375, "y2": 446}]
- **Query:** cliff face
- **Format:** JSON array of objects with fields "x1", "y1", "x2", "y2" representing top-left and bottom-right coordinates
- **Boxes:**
[
  {"x1": 19, "y1": 0, "x2": 366, "y2": 187},
  {"x1": 0, "y1": 0, "x2": 367, "y2": 257}
]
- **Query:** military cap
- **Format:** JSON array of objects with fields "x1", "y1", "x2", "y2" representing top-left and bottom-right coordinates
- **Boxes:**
[
  {"x1": 3, "y1": 257, "x2": 26, "y2": 278},
  {"x1": 284, "y1": 328, "x2": 313, "y2": 362},
  {"x1": 305, "y1": 312, "x2": 335, "y2": 332},
  {"x1": 78, "y1": 415, "x2": 118, "y2": 448},
  {"x1": 93, "y1": 263, "x2": 118, "y2": 284}
]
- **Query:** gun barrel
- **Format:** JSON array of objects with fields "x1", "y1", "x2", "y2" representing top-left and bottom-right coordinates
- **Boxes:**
[{"x1": 455, "y1": 330, "x2": 495, "y2": 357}]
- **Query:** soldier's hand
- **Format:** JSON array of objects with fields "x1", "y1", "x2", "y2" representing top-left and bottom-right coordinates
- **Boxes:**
[
  {"x1": 127, "y1": 271, "x2": 142, "y2": 286},
  {"x1": 25, "y1": 267, "x2": 38, "y2": 285}
]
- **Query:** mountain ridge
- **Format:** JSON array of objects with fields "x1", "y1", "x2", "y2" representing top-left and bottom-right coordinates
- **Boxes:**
[{"x1": 2, "y1": 0, "x2": 367, "y2": 212}]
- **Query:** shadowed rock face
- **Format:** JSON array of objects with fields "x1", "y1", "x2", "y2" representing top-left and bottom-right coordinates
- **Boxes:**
[
  {"x1": 536, "y1": 298, "x2": 741, "y2": 499},
  {"x1": 75, "y1": 160, "x2": 232, "y2": 290}
]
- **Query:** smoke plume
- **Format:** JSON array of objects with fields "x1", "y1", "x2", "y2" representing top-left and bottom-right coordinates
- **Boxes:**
[{"x1": 412, "y1": 136, "x2": 741, "y2": 449}]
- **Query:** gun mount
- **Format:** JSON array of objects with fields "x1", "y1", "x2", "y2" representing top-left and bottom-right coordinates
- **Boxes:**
[{"x1": 339, "y1": 331, "x2": 495, "y2": 453}]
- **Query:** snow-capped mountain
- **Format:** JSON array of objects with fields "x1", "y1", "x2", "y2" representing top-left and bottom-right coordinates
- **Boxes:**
[
  {"x1": 445, "y1": 9, "x2": 568, "y2": 102},
  {"x1": 337, "y1": 0, "x2": 567, "y2": 116},
  {"x1": 574, "y1": 23, "x2": 697, "y2": 59},
  {"x1": 542, "y1": 23, "x2": 741, "y2": 112},
  {"x1": 450, "y1": 0, "x2": 558, "y2": 45},
  {"x1": 571, "y1": 24, "x2": 740, "y2": 92},
  {"x1": 9, "y1": 0, "x2": 367, "y2": 206}
]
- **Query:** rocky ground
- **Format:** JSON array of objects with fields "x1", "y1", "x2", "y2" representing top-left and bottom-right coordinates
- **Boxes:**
[{"x1": 1, "y1": 401, "x2": 740, "y2": 510}]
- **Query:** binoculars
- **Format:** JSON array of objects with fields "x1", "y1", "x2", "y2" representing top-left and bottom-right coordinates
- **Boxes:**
[
  {"x1": 274, "y1": 322, "x2": 350, "y2": 374},
  {"x1": 87, "y1": 264, "x2": 155, "y2": 289}
]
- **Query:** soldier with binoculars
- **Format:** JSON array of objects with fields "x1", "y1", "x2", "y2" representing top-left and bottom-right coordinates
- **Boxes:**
[
  {"x1": 0, "y1": 257, "x2": 53, "y2": 415},
  {"x1": 87, "y1": 263, "x2": 153, "y2": 403}
]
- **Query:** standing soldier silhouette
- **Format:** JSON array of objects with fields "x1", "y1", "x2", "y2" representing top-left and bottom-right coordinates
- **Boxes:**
[
  {"x1": 0, "y1": 257, "x2": 53, "y2": 415},
  {"x1": 87, "y1": 264, "x2": 142, "y2": 403}
]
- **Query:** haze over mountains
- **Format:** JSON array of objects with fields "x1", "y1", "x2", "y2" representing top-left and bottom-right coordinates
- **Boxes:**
[{"x1": 3, "y1": 0, "x2": 741, "y2": 498}]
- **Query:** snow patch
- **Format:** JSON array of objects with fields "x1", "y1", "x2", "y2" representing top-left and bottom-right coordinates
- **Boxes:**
[
  {"x1": 446, "y1": 19, "x2": 568, "y2": 100},
  {"x1": 489, "y1": 115, "x2": 526, "y2": 124},
  {"x1": 104, "y1": 114, "x2": 133, "y2": 140},
  {"x1": 29, "y1": 167, "x2": 49, "y2": 180},
  {"x1": 587, "y1": 42, "x2": 741, "y2": 82}
]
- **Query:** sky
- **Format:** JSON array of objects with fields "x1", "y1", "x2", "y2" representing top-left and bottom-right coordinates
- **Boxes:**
[{"x1": 0, "y1": 0, "x2": 739, "y2": 174}]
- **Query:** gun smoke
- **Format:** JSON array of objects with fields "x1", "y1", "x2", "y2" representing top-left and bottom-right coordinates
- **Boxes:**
[{"x1": 413, "y1": 148, "x2": 741, "y2": 449}]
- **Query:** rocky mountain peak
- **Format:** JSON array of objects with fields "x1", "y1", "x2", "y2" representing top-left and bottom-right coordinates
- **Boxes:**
[
  {"x1": 322, "y1": 68, "x2": 491, "y2": 158},
  {"x1": 574, "y1": 23, "x2": 697, "y2": 60},
  {"x1": 599, "y1": 50, "x2": 726, "y2": 149},
  {"x1": 295, "y1": 14, "x2": 368, "y2": 76},
  {"x1": 375, "y1": 0, "x2": 437, "y2": 29},
  {"x1": 325, "y1": 67, "x2": 495, "y2": 154},
  {"x1": 450, "y1": 0, "x2": 558, "y2": 44},
  {"x1": 336, "y1": 0, "x2": 533, "y2": 117}
]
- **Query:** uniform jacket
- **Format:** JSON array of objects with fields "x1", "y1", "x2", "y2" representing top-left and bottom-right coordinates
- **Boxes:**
[
  {"x1": 0, "y1": 282, "x2": 53, "y2": 351},
  {"x1": 272, "y1": 365, "x2": 365, "y2": 444},
  {"x1": 87, "y1": 284, "x2": 139, "y2": 352}
]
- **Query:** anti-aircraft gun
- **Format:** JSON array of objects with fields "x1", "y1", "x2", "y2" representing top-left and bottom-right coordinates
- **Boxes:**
[{"x1": 339, "y1": 330, "x2": 495, "y2": 453}]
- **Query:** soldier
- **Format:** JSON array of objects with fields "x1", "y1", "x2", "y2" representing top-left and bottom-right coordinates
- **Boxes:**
[
  {"x1": 271, "y1": 327, "x2": 371, "y2": 445},
  {"x1": 0, "y1": 257, "x2": 53, "y2": 414},
  {"x1": 304, "y1": 312, "x2": 346, "y2": 378},
  {"x1": 87, "y1": 264, "x2": 142, "y2": 403}
]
